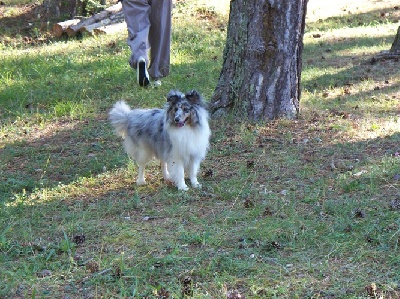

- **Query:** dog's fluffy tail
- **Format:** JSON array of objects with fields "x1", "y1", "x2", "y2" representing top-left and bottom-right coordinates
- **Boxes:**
[{"x1": 109, "y1": 101, "x2": 131, "y2": 138}]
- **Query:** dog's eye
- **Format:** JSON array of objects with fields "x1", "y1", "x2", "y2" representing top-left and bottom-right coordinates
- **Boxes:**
[{"x1": 183, "y1": 108, "x2": 189, "y2": 113}]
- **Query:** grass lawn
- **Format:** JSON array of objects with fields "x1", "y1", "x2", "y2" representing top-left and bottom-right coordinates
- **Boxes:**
[{"x1": 1, "y1": 0, "x2": 400, "y2": 298}]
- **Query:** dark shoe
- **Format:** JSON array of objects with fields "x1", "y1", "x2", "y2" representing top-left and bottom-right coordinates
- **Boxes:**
[{"x1": 137, "y1": 57, "x2": 149, "y2": 87}]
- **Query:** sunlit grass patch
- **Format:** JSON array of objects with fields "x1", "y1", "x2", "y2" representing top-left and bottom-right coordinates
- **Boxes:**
[{"x1": 306, "y1": 0, "x2": 400, "y2": 30}]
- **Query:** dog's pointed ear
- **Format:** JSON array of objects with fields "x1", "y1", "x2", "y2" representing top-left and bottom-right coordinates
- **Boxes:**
[
  {"x1": 167, "y1": 90, "x2": 181, "y2": 103},
  {"x1": 185, "y1": 90, "x2": 202, "y2": 105},
  {"x1": 190, "y1": 107, "x2": 200, "y2": 125}
]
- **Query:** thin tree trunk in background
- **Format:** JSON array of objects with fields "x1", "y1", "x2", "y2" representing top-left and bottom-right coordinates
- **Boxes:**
[
  {"x1": 372, "y1": 25, "x2": 400, "y2": 61},
  {"x1": 42, "y1": 0, "x2": 109, "y2": 18},
  {"x1": 211, "y1": 0, "x2": 308, "y2": 120},
  {"x1": 42, "y1": 0, "x2": 79, "y2": 18},
  {"x1": 390, "y1": 26, "x2": 400, "y2": 53}
]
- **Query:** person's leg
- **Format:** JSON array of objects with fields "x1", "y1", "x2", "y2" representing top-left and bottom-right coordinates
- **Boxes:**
[
  {"x1": 122, "y1": 0, "x2": 151, "y2": 86},
  {"x1": 148, "y1": 0, "x2": 172, "y2": 79}
]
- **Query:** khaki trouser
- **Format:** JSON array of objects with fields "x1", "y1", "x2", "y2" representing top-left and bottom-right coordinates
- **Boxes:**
[{"x1": 122, "y1": 0, "x2": 172, "y2": 79}]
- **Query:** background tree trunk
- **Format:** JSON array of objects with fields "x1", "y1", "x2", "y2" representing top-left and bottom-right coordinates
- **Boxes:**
[
  {"x1": 42, "y1": 0, "x2": 78, "y2": 18},
  {"x1": 371, "y1": 26, "x2": 400, "y2": 62},
  {"x1": 42, "y1": 0, "x2": 108, "y2": 18},
  {"x1": 390, "y1": 26, "x2": 400, "y2": 53},
  {"x1": 211, "y1": 0, "x2": 308, "y2": 120}
]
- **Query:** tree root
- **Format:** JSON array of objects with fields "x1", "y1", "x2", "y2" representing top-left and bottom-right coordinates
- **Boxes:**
[{"x1": 370, "y1": 50, "x2": 400, "y2": 64}]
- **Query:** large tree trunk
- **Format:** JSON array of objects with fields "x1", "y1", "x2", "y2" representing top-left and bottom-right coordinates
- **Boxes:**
[{"x1": 211, "y1": 0, "x2": 308, "y2": 120}]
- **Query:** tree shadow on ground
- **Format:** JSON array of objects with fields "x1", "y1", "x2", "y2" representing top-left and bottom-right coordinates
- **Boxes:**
[
  {"x1": 0, "y1": 116, "x2": 126, "y2": 201},
  {"x1": 302, "y1": 35, "x2": 400, "y2": 91}
]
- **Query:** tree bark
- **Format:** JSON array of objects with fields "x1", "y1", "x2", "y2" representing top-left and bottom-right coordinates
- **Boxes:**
[{"x1": 211, "y1": 0, "x2": 308, "y2": 120}]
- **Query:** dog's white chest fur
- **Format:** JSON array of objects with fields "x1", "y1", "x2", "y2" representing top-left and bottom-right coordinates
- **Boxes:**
[{"x1": 168, "y1": 124, "x2": 210, "y2": 164}]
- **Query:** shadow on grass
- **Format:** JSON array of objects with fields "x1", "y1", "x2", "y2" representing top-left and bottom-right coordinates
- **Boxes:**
[
  {"x1": 302, "y1": 36, "x2": 400, "y2": 90},
  {"x1": 0, "y1": 38, "x2": 131, "y2": 115},
  {"x1": 0, "y1": 117, "x2": 126, "y2": 201},
  {"x1": 302, "y1": 80, "x2": 400, "y2": 121},
  {"x1": 0, "y1": 1, "x2": 104, "y2": 40}
]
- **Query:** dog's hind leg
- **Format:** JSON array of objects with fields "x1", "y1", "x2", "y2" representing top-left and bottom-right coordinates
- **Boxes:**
[
  {"x1": 134, "y1": 149, "x2": 153, "y2": 186},
  {"x1": 136, "y1": 164, "x2": 147, "y2": 185},
  {"x1": 189, "y1": 160, "x2": 202, "y2": 188}
]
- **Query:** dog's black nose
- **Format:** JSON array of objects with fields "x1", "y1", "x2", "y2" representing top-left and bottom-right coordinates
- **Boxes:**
[{"x1": 174, "y1": 117, "x2": 180, "y2": 123}]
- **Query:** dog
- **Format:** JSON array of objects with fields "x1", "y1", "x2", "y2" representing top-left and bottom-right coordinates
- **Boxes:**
[{"x1": 109, "y1": 90, "x2": 211, "y2": 191}]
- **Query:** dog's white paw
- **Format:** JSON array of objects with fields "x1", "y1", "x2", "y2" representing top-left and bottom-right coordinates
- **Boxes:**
[
  {"x1": 136, "y1": 178, "x2": 146, "y2": 185},
  {"x1": 191, "y1": 181, "x2": 202, "y2": 189},
  {"x1": 177, "y1": 184, "x2": 189, "y2": 191}
]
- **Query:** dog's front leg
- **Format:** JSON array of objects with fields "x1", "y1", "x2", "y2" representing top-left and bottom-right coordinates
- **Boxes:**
[
  {"x1": 173, "y1": 162, "x2": 188, "y2": 191},
  {"x1": 189, "y1": 160, "x2": 202, "y2": 188}
]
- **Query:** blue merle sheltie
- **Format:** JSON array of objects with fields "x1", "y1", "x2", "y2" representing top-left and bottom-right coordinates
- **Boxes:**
[{"x1": 109, "y1": 90, "x2": 211, "y2": 191}]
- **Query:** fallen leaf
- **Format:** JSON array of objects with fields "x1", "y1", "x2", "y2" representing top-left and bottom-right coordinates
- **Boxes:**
[
  {"x1": 227, "y1": 290, "x2": 246, "y2": 299},
  {"x1": 37, "y1": 269, "x2": 52, "y2": 278},
  {"x1": 243, "y1": 198, "x2": 254, "y2": 208},
  {"x1": 390, "y1": 199, "x2": 400, "y2": 210},
  {"x1": 73, "y1": 234, "x2": 86, "y2": 245},
  {"x1": 354, "y1": 208, "x2": 366, "y2": 218},
  {"x1": 365, "y1": 282, "x2": 378, "y2": 297}
]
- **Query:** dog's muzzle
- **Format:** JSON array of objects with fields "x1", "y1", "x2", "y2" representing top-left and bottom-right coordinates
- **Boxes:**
[{"x1": 175, "y1": 117, "x2": 188, "y2": 128}]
